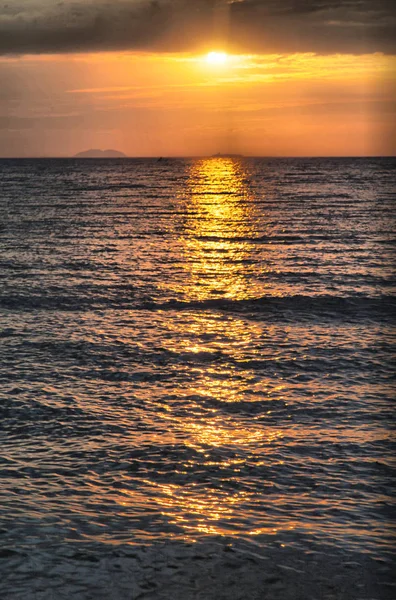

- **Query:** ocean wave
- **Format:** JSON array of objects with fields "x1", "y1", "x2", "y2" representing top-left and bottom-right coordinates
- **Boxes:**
[
  {"x1": 192, "y1": 233, "x2": 362, "y2": 244},
  {"x1": 1, "y1": 292, "x2": 394, "y2": 321},
  {"x1": 71, "y1": 183, "x2": 148, "y2": 191},
  {"x1": 141, "y1": 294, "x2": 396, "y2": 321}
]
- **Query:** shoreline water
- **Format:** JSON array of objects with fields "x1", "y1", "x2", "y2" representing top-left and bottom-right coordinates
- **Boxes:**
[{"x1": 2, "y1": 537, "x2": 395, "y2": 600}]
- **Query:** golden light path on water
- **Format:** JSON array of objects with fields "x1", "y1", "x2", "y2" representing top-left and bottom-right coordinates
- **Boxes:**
[
  {"x1": 179, "y1": 158, "x2": 259, "y2": 301},
  {"x1": 145, "y1": 159, "x2": 286, "y2": 538}
]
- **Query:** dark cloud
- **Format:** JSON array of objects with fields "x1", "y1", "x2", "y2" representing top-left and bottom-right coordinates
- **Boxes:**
[
  {"x1": 229, "y1": 0, "x2": 396, "y2": 54},
  {"x1": 0, "y1": 0, "x2": 395, "y2": 55}
]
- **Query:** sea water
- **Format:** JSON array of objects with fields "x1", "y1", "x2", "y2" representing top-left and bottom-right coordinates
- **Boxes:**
[{"x1": 0, "y1": 157, "x2": 395, "y2": 597}]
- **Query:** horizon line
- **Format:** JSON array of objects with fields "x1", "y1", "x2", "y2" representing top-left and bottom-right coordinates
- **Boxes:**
[{"x1": 0, "y1": 154, "x2": 395, "y2": 159}]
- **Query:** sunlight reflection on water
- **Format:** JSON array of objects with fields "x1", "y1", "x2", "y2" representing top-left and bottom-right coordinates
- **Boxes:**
[
  {"x1": 179, "y1": 158, "x2": 260, "y2": 300},
  {"x1": 147, "y1": 159, "x2": 284, "y2": 537}
]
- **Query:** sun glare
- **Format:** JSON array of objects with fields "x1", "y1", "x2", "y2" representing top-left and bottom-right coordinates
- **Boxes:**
[{"x1": 206, "y1": 51, "x2": 228, "y2": 66}]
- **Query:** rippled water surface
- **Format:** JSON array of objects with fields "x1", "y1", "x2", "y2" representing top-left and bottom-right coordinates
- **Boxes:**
[{"x1": 1, "y1": 157, "x2": 395, "y2": 595}]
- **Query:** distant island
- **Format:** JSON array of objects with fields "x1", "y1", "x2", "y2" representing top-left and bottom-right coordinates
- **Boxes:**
[{"x1": 74, "y1": 149, "x2": 127, "y2": 158}]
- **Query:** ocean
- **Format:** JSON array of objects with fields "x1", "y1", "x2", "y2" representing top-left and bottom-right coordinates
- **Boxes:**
[{"x1": 0, "y1": 157, "x2": 395, "y2": 599}]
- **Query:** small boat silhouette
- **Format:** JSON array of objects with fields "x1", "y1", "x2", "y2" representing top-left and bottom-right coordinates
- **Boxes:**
[{"x1": 211, "y1": 152, "x2": 244, "y2": 158}]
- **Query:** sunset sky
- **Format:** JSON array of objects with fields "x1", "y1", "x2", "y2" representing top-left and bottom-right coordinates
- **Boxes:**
[{"x1": 1, "y1": 0, "x2": 395, "y2": 157}]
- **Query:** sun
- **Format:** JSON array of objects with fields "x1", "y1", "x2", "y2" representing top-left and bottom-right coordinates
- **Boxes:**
[{"x1": 206, "y1": 51, "x2": 228, "y2": 66}]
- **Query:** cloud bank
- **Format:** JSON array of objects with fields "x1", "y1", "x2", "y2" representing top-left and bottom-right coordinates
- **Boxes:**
[{"x1": 0, "y1": 0, "x2": 395, "y2": 55}]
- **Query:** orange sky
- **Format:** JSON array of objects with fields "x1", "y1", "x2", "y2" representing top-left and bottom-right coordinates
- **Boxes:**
[
  {"x1": 1, "y1": 50, "x2": 394, "y2": 157},
  {"x1": 1, "y1": 0, "x2": 395, "y2": 156}
]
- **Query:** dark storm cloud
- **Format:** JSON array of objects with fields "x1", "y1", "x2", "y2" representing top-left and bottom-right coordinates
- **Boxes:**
[{"x1": 0, "y1": 0, "x2": 395, "y2": 55}]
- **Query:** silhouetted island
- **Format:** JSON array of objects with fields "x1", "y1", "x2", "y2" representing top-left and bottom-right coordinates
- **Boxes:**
[{"x1": 74, "y1": 149, "x2": 127, "y2": 158}]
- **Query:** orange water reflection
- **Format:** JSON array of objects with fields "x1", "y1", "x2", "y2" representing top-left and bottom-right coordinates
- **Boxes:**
[
  {"x1": 179, "y1": 157, "x2": 262, "y2": 300},
  {"x1": 150, "y1": 407, "x2": 285, "y2": 537},
  {"x1": 149, "y1": 160, "x2": 284, "y2": 538}
]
